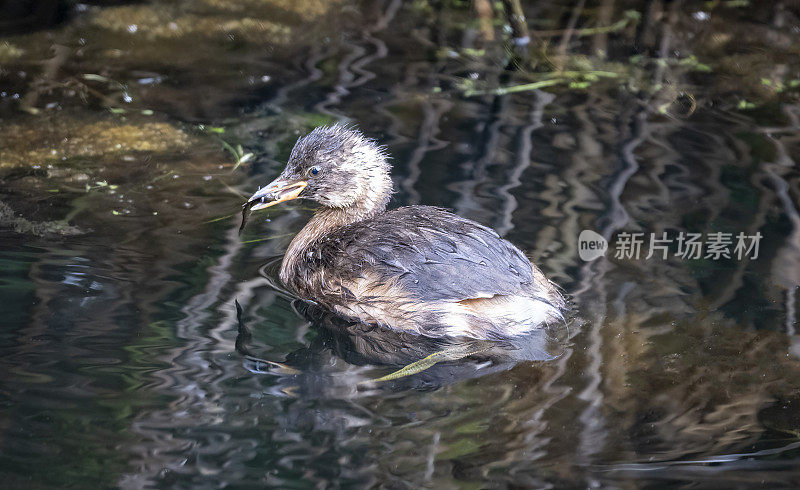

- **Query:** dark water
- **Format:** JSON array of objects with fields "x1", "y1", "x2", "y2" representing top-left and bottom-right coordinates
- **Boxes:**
[{"x1": 2, "y1": 1, "x2": 800, "y2": 487}]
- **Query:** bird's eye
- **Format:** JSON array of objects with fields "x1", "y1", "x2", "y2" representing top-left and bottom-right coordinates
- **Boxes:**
[{"x1": 309, "y1": 166, "x2": 320, "y2": 176}]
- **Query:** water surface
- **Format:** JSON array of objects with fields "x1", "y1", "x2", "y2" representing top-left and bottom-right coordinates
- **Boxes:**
[{"x1": 1, "y1": 1, "x2": 800, "y2": 487}]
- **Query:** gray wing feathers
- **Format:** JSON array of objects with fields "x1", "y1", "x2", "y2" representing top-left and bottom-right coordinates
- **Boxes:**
[{"x1": 319, "y1": 206, "x2": 540, "y2": 302}]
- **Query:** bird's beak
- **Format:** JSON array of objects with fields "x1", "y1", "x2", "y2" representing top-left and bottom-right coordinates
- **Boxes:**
[{"x1": 245, "y1": 178, "x2": 308, "y2": 211}]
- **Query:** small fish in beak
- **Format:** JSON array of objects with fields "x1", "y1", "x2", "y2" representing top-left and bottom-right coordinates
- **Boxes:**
[
  {"x1": 246, "y1": 179, "x2": 308, "y2": 211},
  {"x1": 240, "y1": 178, "x2": 308, "y2": 233}
]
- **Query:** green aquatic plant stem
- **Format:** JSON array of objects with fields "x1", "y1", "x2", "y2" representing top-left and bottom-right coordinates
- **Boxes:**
[
  {"x1": 220, "y1": 140, "x2": 254, "y2": 172},
  {"x1": 240, "y1": 234, "x2": 293, "y2": 244},
  {"x1": 534, "y1": 10, "x2": 640, "y2": 38},
  {"x1": 362, "y1": 341, "x2": 493, "y2": 384},
  {"x1": 464, "y1": 79, "x2": 563, "y2": 96},
  {"x1": 464, "y1": 70, "x2": 619, "y2": 96},
  {"x1": 203, "y1": 213, "x2": 237, "y2": 224}
]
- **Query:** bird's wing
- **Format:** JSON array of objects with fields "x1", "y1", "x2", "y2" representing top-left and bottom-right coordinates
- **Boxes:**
[{"x1": 318, "y1": 206, "x2": 548, "y2": 303}]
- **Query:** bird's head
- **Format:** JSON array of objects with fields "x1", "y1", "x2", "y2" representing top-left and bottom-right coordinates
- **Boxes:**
[{"x1": 246, "y1": 125, "x2": 392, "y2": 214}]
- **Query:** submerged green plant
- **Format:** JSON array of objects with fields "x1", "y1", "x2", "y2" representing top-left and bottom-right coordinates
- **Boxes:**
[
  {"x1": 737, "y1": 99, "x2": 757, "y2": 110},
  {"x1": 84, "y1": 180, "x2": 119, "y2": 193},
  {"x1": 462, "y1": 69, "x2": 620, "y2": 96},
  {"x1": 196, "y1": 124, "x2": 255, "y2": 172},
  {"x1": 360, "y1": 341, "x2": 494, "y2": 384},
  {"x1": 0, "y1": 201, "x2": 82, "y2": 236},
  {"x1": 220, "y1": 140, "x2": 255, "y2": 171}
]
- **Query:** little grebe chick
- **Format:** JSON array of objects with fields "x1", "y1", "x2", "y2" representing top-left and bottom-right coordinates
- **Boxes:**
[{"x1": 246, "y1": 125, "x2": 565, "y2": 339}]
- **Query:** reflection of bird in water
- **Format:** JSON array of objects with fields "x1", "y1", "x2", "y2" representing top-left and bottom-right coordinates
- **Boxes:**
[
  {"x1": 244, "y1": 124, "x2": 565, "y2": 340},
  {"x1": 234, "y1": 289, "x2": 566, "y2": 392}
]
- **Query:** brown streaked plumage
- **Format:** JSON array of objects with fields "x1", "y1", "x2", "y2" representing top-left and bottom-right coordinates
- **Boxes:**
[{"x1": 245, "y1": 124, "x2": 565, "y2": 340}]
